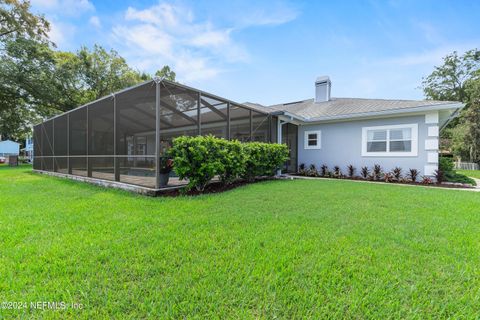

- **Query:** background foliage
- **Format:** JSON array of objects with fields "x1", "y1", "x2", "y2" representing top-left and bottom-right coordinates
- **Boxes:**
[{"x1": 422, "y1": 49, "x2": 480, "y2": 163}]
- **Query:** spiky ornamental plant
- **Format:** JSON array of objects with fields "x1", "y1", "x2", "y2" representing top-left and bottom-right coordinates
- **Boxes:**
[
  {"x1": 332, "y1": 166, "x2": 341, "y2": 178},
  {"x1": 298, "y1": 163, "x2": 306, "y2": 176},
  {"x1": 361, "y1": 166, "x2": 369, "y2": 179},
  {"x1": 308, "y1": 164, "x2": 318, "y2": 177},
  {"x1": 392, "y1": 167, "x2": 402, "y2": 180},
  {"x1": 321, "y1": 164, "x2": 328, "y2": 177},
  {"x1": 384, "y1": 172, "x2": 394, "y2": 183},
  {"x1": 421, "y1": 176, "x2": 433, "y2": 184},
  {"x1": 373, "y1": 164, "x2": 382, "y2": 180},
  {"x1": 433, "y1": 169, "x2": 444, "y2": 184},
  {"x1": 409, "y1": 169, "x2": 419, "y2": 182},
  {"x1": 347, "y1": 165, "x2": 355, "y2": 178}
]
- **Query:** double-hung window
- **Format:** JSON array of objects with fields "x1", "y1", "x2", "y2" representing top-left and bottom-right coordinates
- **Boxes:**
[
  {"x1": 304, "y1": 130, "x2": 321, "y2": 149},
  {"x1": 361, "y1": 124, "x2": 418, "y2": 156}
]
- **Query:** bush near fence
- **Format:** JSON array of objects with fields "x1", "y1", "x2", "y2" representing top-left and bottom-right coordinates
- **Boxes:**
[{"x1": 169, "y1": 135, "x2": 289, "y2": 192}]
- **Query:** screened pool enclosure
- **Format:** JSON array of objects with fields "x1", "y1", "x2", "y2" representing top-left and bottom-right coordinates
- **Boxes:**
[{"x1": 33, "y1": 79, "x2": 275, "y2": 189}]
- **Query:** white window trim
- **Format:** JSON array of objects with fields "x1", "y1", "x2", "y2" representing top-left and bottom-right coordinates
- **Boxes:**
[
  {"x1": 304, "y1": 130, "x2": 321, "y2": 149},
  {"x1": 361, "y1": 123, "x2": 418, "y2": 157}
]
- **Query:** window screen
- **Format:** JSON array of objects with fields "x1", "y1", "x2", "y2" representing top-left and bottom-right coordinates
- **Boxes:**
[
  {"x1": 116, "y1": 82, "x2": 156, "y2": 156},
  {"x1": 89, "y1": 97, "x2": 114, "y2": 155},
  {"x1": 54, "y1": 115, "x2": 68, "y2": 156},
  {"x1": 69, "y1": 108, "x2": 87, "y2": 156}
]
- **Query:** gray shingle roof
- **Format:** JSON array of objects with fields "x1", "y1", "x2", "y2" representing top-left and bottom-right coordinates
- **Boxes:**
[{"x1": 245, "y1": 97, "x2": 461, "y2": 121}]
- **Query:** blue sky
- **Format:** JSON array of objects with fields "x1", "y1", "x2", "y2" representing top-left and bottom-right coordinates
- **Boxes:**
[{"x1": 31, "y1": 0, "x2": 480, "y2": 105}]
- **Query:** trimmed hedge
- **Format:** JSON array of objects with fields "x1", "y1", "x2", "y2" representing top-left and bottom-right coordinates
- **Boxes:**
[
  {"x1": 169, "y1": 135, "x2": 289, "y2": 192},
  {"x1": 242, "y1": 142, "x2": 289, "y2": 182}
]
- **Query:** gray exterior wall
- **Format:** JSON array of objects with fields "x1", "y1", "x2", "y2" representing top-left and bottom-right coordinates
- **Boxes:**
[{"x1": 297, "y1": 114, "x2": 439, "y2": 176}]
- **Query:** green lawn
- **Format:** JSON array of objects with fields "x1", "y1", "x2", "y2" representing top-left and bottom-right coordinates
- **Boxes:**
[
  {"x1": 458, "y1": 169, "x2": 480, "y2": 179},
  {"x1": 1, "y1": 166, "x2": 480, "y2": 319}
]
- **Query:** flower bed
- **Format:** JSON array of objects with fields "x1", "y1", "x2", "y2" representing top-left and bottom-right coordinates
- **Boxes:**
[{"x1": 295, "y1": 162, "x2": 476, "y2": 189}]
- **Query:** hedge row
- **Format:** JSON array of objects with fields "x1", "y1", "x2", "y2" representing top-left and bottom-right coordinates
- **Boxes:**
[{"x1": 169, "y1": 135, "x2": 289, "y2": 192}]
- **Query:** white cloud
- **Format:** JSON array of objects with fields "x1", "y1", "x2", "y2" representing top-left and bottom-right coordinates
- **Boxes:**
[
  {"x1": 48, "y1": 20, "x2": 76, "y2": 48},
  {"x1": 236, "y1": 5, "x2": 299, "y2": 27},
  {"x1": 89, "y1": 16, "x2": 101, "y2": 28},
  {"x1": 111, "y1": 1, "x2": 296, "y2": 82}
]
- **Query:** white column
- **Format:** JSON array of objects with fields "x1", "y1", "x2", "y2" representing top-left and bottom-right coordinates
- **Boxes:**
[{"x1": 424, "y1": 111, "x2": 439, "y2": 176}]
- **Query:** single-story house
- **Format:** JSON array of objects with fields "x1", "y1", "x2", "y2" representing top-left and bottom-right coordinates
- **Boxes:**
[
  {"x1": 32, "y1": 77, "x2": 462, "y2": 191},
  {"x1": 246, "y1": 76, "x2": 463, "y2": 177},
  {"x1": 0, "y1": 139, "x2": 20, "y2": 157}
]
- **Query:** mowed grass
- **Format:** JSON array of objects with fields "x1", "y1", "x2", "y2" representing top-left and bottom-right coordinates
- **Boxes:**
[
  {"x1": 458, "y1": 169, "x2": 480, "y2": 179},
  {"x1": 1, "y1": 166, "x2": 480, "y2": 319}
]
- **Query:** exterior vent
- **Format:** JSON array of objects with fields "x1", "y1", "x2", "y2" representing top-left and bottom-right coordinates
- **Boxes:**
[{"x1": 315, "y1": 76, "x2": 331, "y2": 102}]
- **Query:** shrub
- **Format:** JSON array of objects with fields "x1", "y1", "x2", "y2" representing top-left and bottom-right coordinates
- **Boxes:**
[
  {"x1": 347, "y1": 165, "x2": 355, "y2": 178},
  {"x1": 170, "y1": 135, "x2": 224, "y2": 191},
  {"x1": 373, "y1": 164, "x2": 382, "y2": 180},
  {"x1": 333, "y1": 166, "x2": 341, "y2": 178},
  {"x1": 242, "y1": 142, "x2": 289, "y2": 182},
  {"x1": 320, "y1": 164, "x2": 328, "y2": 177},
  {"x1": 439, "y1": 157, "x2": 454, "y2": 173},
  {"x1": 298, "y1": 163, "x2": 306, "y2": 175},
  {"x1": 433, "y1": 169, "x2": 444, "y2": 184},
  {"x1": 308, "y1": 164, "x2": 318, "y2": 177},
  {"x1": 408, "y1": 169, "x2": 419, "y2": 182},
  {"x1": 392, "y1": 167, "x2": 402, "y2": 180},
  {"x1": 361, "y1": 166, "x2": 369, "y2": 179},
  {"x1": 384, "y1": 172, "x2": 394, "y2": 183},
  {"x1": 217, "y1": 139, "x2": 245, "y2": 185},
  {"x1": 421, "y1": 176, "x2": 433, "y2": 184},
  {"x1": 170, "y1": 136, "x2": 288, "y2": 191},
  {"x1": 444, "y1": 172, "x2": 476, "y2": 186}
]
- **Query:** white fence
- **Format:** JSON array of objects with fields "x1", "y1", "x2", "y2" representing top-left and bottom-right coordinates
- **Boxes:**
[{"x1": 455, "y1": 161, "x2": 480, "y2": 170}]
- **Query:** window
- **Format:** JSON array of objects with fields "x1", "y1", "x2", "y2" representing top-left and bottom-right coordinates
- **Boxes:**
[
  {"x1": 362, "y1": 124, "x2": 418, "y2": 157},
  {"x1": 304, "y1": 130, "x2": 321, "y2": 149}
]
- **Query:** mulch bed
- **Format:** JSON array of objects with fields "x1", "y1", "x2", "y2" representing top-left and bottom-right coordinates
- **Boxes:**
[
  {"x1": 289, "y1": 174, "x2": 475, "y2": 189},
  {"x1": 157, "y1": 177, "x2": 275, "y2": 197}
]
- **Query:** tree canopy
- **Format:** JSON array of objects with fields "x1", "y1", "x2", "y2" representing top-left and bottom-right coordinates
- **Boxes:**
[
  {"x1": 0, "y1": 0, "x2": 49, "y2": 40},
  {"x1": 0, "y1": 2, "x2": 176, "y2": 141},
  {"x1": 422, "y1": 49, "x2": 480, "y2": 163}
]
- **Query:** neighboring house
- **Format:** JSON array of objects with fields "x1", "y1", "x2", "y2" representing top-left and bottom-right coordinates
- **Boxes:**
[
  {"x1": 32, "y1": 77, "x2": 463, "y2": 191},
  {"x1": 246, "y1": 76, "x2": 463, "y2": 177},
  {"x1": 0, "y1": 139, "x2": 20, "y2": 157},
  {"x1": 24, "y1": 136, "x2": 34, "y2": 161}
]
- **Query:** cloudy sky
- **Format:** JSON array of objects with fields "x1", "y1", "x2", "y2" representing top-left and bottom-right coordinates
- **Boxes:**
[{"x1": 30, "y1": 0, "x2": 480, "y2": 105}]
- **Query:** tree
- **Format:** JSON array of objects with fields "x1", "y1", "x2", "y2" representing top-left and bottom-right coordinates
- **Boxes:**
[
  {"x1": 52, "y1": 45, "x2": 151, "y2": 108},
  {"x1": 155, "y1": 65, "x2": 176, "y2": 81},
  {"x1": 422, "y1": 49, "x2": 480, "y2": 163},
  {"x1": 0, "y1": 0, "x2": 49, "y2": 40}
]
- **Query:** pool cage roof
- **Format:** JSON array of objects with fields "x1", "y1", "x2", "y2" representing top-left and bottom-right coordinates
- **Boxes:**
[{"x1": 33, "y1": 78, "x2": 275, "y2": 190}]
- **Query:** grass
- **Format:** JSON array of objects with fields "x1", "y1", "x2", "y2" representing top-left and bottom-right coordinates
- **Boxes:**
[
  {"x1": 1, "y1": 166, "x2": 480, "y2": 319},
  {"x1": 457, "y1": 169, "x2": 480, "y2": 180}
]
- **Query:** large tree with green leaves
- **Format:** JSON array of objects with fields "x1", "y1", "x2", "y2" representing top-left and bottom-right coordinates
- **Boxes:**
[
  {"x1": 0, "y1": 1, "x2": 176, "y2": 140},
  {"x1": 422, "y1": 49, "x2": 480, "y2": 163},
  {"x1": 0, "y1": 0, "x2": 49, "y2": 40}
]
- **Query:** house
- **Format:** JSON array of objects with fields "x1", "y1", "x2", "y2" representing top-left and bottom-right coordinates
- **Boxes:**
[
  {"x1": 32, "y1": 77, "x2": 463, "y2": 192},
  {"x1": 247, "y1": 76, "x2": 463, "y2": 177},
  {"x1": 0, "y1": 139, "x2": 20, "y2": 157},
  {"x1": 24, "y1": 135, "x2": 34, "y2": 162}
]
